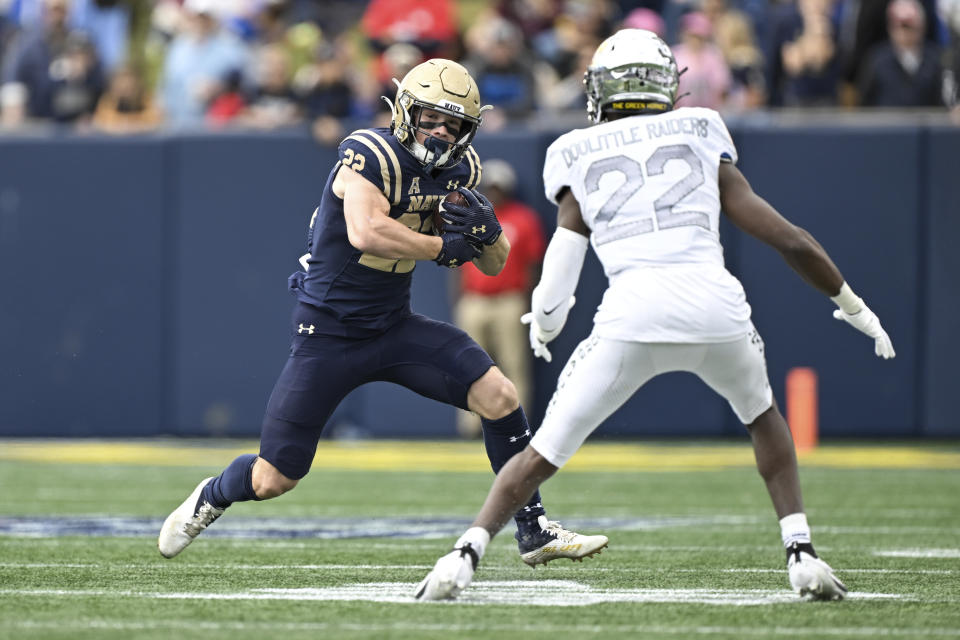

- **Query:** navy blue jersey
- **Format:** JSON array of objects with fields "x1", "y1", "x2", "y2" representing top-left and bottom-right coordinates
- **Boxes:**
[{"x1": 289, "y1": 127, "x2": 482, "y2": 335}]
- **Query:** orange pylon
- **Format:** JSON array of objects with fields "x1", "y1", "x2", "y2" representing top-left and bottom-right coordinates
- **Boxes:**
[{"x1": 786, "y1": 367, "x2": 818, "y2": 451}]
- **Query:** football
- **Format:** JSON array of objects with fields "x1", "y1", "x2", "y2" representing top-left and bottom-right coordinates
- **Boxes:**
[
  {"x1": 442, "y1": 190, "x2": 469, "y2": 208},
  {"x1": 433, "y1": 190, "x2": 469, "y2": 234}
]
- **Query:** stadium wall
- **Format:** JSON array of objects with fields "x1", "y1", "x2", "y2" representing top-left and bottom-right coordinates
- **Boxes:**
[{"x1": 0, "y1": 123, "x2": 956, "y2": 439}]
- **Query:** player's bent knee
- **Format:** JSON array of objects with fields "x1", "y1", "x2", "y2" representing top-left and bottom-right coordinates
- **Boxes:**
[
  {"x1": 488, "y1": 384, "x2": 519, "y2": 419},
  {"x1": 468, "y1": 369, "x2": 519, "y2": 419},
  {"x1": 745, "y1": 405, "x2": 777, "y2": 432},
  {"x1": 251, "y1": 458, "x2": 299, "y2": 499},
  {"x1": 254, "y1": 473, "x2": 298, "y2": 499}
]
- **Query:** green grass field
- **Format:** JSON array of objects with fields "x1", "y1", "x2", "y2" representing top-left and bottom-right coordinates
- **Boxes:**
[{"x1": 1, "y1": 439, "x2": 959, "y2": 639}]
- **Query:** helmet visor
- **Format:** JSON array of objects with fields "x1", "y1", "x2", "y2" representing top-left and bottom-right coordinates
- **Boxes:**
[{"x1": 589, "y1": 63, "x2": 678, "y2": 108}]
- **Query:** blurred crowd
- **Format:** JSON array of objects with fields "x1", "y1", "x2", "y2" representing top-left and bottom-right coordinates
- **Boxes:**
[{"x1": 1, "y1": 0, "x2": 958, "y2": 139}]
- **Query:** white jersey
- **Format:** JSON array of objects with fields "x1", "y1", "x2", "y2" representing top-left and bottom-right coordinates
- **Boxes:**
[{"x1": 542, "y1": 107, "x2": 752, "y2": 343}]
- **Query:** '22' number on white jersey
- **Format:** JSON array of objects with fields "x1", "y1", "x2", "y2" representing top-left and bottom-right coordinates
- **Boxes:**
[{"x1": 586, "y1": 144, "x2": 708, "y2": 246}]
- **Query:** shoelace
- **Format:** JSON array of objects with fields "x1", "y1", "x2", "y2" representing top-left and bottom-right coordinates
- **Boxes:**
[
  {"x1": 182, "y1": 502, "x2": 222, "y2": 537},
  {"x1": 543, "y1": 520, "x2": 578, "y2": 543}
]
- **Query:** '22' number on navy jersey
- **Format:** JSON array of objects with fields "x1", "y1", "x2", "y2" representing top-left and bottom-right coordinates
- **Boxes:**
[
  {"x1": 587, "y1": 143, "x2": 708, "y2": 246},
  {"x1": 342, "y1": 148, "x2": 365, "y2": 172}
]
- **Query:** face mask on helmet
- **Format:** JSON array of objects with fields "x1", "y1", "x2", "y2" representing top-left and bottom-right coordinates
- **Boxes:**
[
  {"x1": 386, "y1": 59, "x2": 492, "y2": 171},
  {"x1": 583, "y1": 29, "x2": 680, "y2": 123}
]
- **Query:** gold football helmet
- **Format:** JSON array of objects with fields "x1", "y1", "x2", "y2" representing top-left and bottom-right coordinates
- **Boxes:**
[{"x1": 388, "y1": 59, "x2": 492, "y2": 170}]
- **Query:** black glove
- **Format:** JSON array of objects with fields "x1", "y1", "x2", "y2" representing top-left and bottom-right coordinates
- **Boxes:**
[
  {"x1": 440, "y1": 188, "x2": 502, "y2": 246},
  {"x1": 434, "y1": 232, "x2": 481, "y2": 268}
]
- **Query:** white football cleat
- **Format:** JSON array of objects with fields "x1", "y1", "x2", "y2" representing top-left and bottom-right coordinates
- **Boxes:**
[
  {"x1": 787, "y1": 543, "x2": 847, "y2": 601},
  {"x1": 518, "y1": 515, "x2": 609, "y2": 567},
  {"x1": 158, "y1": 477, "x2": 224, "y2": 559},
  {"x1": 414, "y1": 543, "x2": 481, "y2": 601}
]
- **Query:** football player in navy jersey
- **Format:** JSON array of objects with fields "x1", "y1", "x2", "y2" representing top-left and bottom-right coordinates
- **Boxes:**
[{"x1": 158, "y1": 59, "x2": 608, "y2": 567}]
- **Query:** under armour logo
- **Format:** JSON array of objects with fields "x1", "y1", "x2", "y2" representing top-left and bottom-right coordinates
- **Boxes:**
[
  {"x1": 447, "y1": 180, "x2": 460, "y2": 190},
  {"x1": 447, "y1": 258, "x2": 459, "y2": 267},
  {"x1": 472, "y1": 225, "x2": 486, "y2": 235},
  {"x1": 298, "y1": 323, "x2": 315, "y2": 335},
  {"x1": 508, "y1": 428, "x2": 532, "y2": 443}
]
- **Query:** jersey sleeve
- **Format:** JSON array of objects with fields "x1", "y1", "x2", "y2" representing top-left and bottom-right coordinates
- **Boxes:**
[
  {"x1": 706, "y1": 109, "x2": 738, "y2": 166},
  {"x1": 463, "y1": 146, "x2": 483, "y2": 190},
  {"x1": 338, "y1": 129, "x2": 403, "y2": 205},
  {"x1": 542, "y1": 135, "x2": 575, "y2": 205}
]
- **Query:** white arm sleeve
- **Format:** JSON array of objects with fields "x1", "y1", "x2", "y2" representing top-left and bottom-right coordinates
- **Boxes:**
[{"x1": 532, "y1": 227, "x2": 589, "y2": 333}]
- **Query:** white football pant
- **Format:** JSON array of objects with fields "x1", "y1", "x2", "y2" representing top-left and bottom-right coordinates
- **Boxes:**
[{"x1": 530, "y1": 326, "x2": 774, "y2": 467}]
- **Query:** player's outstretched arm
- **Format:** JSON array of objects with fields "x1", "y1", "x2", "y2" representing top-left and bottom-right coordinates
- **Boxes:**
[
  {"x1": 718, "y1": 163, "x2": 843, "y2": 296},
  {"x1": 718, "y1": 163, "x2": 894, "y2": 358}
]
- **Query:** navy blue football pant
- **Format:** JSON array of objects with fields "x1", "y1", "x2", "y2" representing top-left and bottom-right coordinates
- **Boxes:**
[{"x1": 258, "y1": 309, "x2": 543, "y2": 522}]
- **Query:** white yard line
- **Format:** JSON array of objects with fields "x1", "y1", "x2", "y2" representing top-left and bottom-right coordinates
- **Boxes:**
[
  {"x1": 670, "y1": 568, "x2": 958, "y2": 575},
  {"x1": 5, "y1": 620, "x2": 960, "y2": 637},
  {"x1": 816, "y1": 526, "x2": 957, "y2": 534},
  {"x1": 0, "y1": 582, "x2": 915, "y2": 607},
  {"x1": 873, "y1": 549, "x2": 960, "y2": 558}
]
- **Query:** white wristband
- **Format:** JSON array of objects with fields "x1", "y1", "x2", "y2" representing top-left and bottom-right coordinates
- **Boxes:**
[
  {"x1": 454, "y1": 527, "x2": 490, "y2": 559},
  {"x1": 830, "y1": 282, "x2": 864, "y2": 315}
]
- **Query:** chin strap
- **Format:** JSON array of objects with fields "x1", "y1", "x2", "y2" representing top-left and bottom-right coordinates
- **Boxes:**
[{"x1": 422, "y1": 135, "x2": 452, "y2": 172}]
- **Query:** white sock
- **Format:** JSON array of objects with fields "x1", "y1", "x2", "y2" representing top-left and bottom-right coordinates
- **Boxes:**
[
  {"x1": 780, "y1": 512, "x2": 811, "y2": 548},
  {"x1": 454, "y1": 527, "x2": 491, "y2": 559}
]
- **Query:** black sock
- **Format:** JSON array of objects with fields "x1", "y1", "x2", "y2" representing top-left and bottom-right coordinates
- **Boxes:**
[
  {"x1": 200, "y1": 453, "x2": 259, "y2": 510},
  {"x1": 481, "y1": 406, "x2": 546, "y2": 530}
]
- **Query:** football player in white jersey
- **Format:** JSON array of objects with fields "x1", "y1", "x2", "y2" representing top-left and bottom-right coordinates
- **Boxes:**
[{"x1": 415, "y1": 29, "x2": 895, "y2": 602}]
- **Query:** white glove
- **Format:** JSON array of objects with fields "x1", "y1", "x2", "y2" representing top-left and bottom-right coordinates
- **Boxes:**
[
  {"x1": 520, "y1": 296, "x2": 575, "y2": 363},
  {"x1": 414, "y1": 528, "x2": 487, "y2": 601},
  {"x1": 832, "y1": 306, "x2": 896, "y2": 359},
  {"x1": 414, "y1": 546, "x2": 478, "y2": 601}
]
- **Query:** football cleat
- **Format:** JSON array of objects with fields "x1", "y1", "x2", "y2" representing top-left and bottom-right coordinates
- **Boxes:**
[
  {"x1": 787, "y1": 542, "x2": 848, "y2": 601},
  {"x1": 157, "y1": 477, "x2": 224, "y2": 559},
  {"x1": 517, "y1": 515, "x2": 609, "y2": 567},
  {"x1": 414, "y1": 542, "x2": 481, "y2": 601}
]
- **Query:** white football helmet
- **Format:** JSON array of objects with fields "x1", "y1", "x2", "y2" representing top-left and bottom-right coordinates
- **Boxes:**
[
  {"x1": 584, "y1": 29, "x2": 680, "y2": 123},
  {"x1": 388, "y1": 59, "x2": 492, "y2": 170}
]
